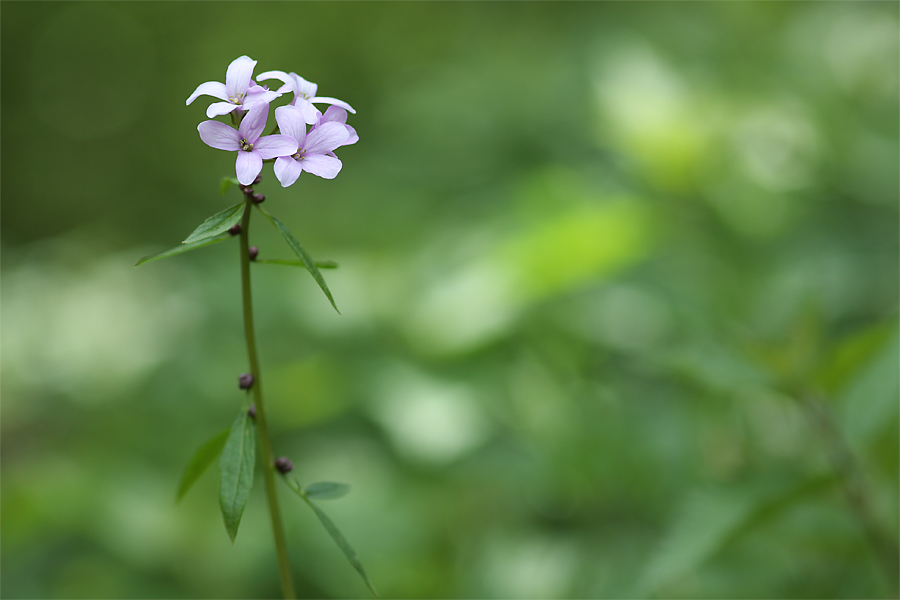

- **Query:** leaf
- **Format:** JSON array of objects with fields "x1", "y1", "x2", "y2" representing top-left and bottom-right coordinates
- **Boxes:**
[
  {"x1": 282, "y1": 476, "x2": 377, "y2": 596},
  {"x1": 183, "y1": 202, "x2": 245, "y2": 245},
  {"x1": 254, "y1": 258, "x2": 338, "y2": 269},
  {"x1": 304, "y1": 481, "x2": 351, "y2": 500},
  {"x1": 220, "y1": 176, "x2": 240, "y2": 196},
  {"x1": 219, "y1": 410, "x2": 256, "y2": 543},
  {"x1": 135, "y1": 234, "x2": 231, "y2": 267},
  {"x1": 176, "y1": 427, "x2": 230, "y2": 503},
  {"x1": 254, "y1": 205, "x2": 340, "y2": 314}
]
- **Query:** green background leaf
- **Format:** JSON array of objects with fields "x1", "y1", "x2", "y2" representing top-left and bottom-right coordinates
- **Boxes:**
[
  {"x1": 303, "y1": 481, "x2": 351, "y2": 500},
  {"x1": 135, "y1": 234, "x2": 231, "y2": 267},
  {"x1": 219, "y1": 411, "x2": 256, "y2": 543}
]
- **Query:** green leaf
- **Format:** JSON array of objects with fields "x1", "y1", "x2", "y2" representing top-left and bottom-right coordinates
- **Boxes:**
[
  {"x1": 176, "y1": 427, "x2": 230, "y2": 503},
  {"x1": 220, "y1": 176, "x2": 240, "y2": 196},
  {"x1": 183, "y1": 202, "x2": 245, "y2": 245},
  {"x1": 135, "y1": 234, "x2": 231, "y2": 267},
  {"x1": 219, "y1": 410, "x2": 256, "y2": 543},
  {"x1": 255, "y1": 258, "x2": 338, "y2": 269},
  {"x1": 282, "y1": 477, "x2": 376, "y2": 596},
  {"x1": 304, "y1": 481, "x2": 351, "y2": 500},
  {"x1": 255, "y1": 205, "x2": 340, "y2": 314}
]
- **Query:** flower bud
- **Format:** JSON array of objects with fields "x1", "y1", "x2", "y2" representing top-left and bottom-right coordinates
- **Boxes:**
[
  {"x1": 251, "y1": 193, "x2": 266, "y2": 204},
  {"x1": 274, "y1": 457, "x2": 293, "y2": 474},
  {"x1": 239, "y1": 185, "x2": 253, "y2": 195},
  {"x1": 247, "y1": 403, "x2": 256, "y2": 419},
  {"x1": 253, "y1": 174, "x2": 262, "y2": 185},
  {"x1": 248, "y1": 246, "x2": 259, "y2": 261},
  {"x1": 228, "y1": 223, "x2": 242, "y2": 236},
  {"x1": 238, "y1": 373, "x2": 254, "y2": 390}
]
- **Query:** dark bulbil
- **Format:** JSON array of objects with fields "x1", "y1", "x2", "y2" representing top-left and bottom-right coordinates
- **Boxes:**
[
  {"x1": 228, "y1": 223, "x2": 241, "y2": 236},
  {"x1": 238, "y1": 373, "x2": 254, "y2": 390},
  {"x1": 248, "y1": 246, "x2": 259, "y2": 261},
  {"x1": 274, "y1": 457, "x2": 293, "y2": 474}
]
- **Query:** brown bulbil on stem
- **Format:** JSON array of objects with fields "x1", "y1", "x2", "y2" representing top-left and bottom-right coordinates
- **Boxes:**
[
  {"x1": 238, "y1": 373, "x2": 254, "y2": 390},
  {"x1": 274, "y1": 457, "x2": 293, "y2": 474},
  {"x1": 249, "y1": 246, "x2": 259, "y2": 261}
]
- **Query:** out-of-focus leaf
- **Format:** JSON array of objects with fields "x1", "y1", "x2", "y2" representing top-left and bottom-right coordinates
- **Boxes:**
[
  {"x1": 254, "y1": 205, "x2": 340, "y2": 314},
  {"x1": 176, "y1": 427, "x2": 230, "y2": 503},
  {"x1": 840, "y1": 330, "x2": 900, "y2": 447},
  {"x1": 135, "y1": 234, "x2": 230, "y2": 266},
  {"x1": 220, "y1": 176, "x2": 239, "y2": 196},
  {"x1": 304, "y1": 481, "x2": 351, "y2": 500},
  {"x1": 219, "y1": 410, "x2": 256, "y2": 543},
  {"x1": 818, "y1": 320, "x2": 897, "y2": 395},
  {"x1": 183, "y1": 202, "x2": 245, "y2": 245},
  {"x1": 281, "y1": 476, "x2": 376, "y2": 596},
  {"x1": 254, "y1": 258, "x2": 338, "y2": 269}
]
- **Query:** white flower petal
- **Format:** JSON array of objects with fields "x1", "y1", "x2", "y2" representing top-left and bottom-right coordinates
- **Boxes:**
[
  {"x1": 225, "y1": 55, "x2": 257, "y2": 99},
  {"x1": 274, "y1": 156, "x2": 303, "y2": 188},
  {"x1": 275, "y1": 106, "x2": 308, "y2": 145},
  {"x1": 301, "y1": 153, "x2": 342, "y2": 179},
  {"x1": 238, "y1": 103, "x2": 268, "y2": 143},
  {"x1": 205, "y1": 101, "x2": 238, "y2": 118},
  {"x1": 198, "y1": 120, "x2": 241, "y2": 151},
  {"x1": 255, "y1": 134, "x2": 298, "y2": 160},
  {"x1": 235, "y1": 151, "x2": 263, "y2": 186},
  {"x1": 305, "y1": 122, "x2": 350, "y2": 154},
  {"x1": 311, "y1": 96, "x2": 356, "y2": 114},
  {"x1": 186, "y1": 81, "x2": 227, "y2": 105}
]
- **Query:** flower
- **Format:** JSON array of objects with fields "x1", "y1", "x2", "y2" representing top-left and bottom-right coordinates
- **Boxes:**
[
  {"x1": 256, "y1": 70, "x2": 355, "y2": 125},
  {"x1": 186, "y1": 56, "x2": 281, "y2": 118},
  {"x1": 198, "y1": 103, "x2": 298, "y2": 185},
  {"x1": 272, "y1": 105, "x2": 350, "y2": 187}
]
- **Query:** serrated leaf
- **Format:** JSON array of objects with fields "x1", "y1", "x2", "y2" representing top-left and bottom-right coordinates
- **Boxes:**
[
  {"x1": 304, "y1": 481, "x2": 351, "y2": 500},
  {"x1": 184, "y1": 202, "x2": 245, "y2": 245},
  {"x1": 282, "y1": 476, "x2": 376, "y2": 596},
  {"x1": 255, "y1": 205, "x2": 340, "y2": 314},
  {"x1": 255, "y1": 258, "x2": 338, "y2": 269},
  {"x1": 135, "y1": 234, "x2": 231, "y2": 267},
  {"x1": 176, "y1": 427, "x2": 230, "y2": 503},
  {"x1": 219, "y1": 410, "x2": 256, "y2": 543},
  {"x1": 220, "y1": 176, "x2": 240, "y2": 196}
]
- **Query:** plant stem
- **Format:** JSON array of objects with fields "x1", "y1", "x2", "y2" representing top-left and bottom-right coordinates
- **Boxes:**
[{"x1": 239, "y1": 198, "x2": 296, "y2": 599}]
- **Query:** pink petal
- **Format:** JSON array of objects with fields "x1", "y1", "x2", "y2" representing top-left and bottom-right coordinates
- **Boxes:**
[
  {"x1": 255, "y1": 134, "x2": 298, "y2": 159},
  {"x1": 304, "y1": 122, "x2": 350, "y2": 154},
  {"x1": 301, "y1": 153, "x2": 342, "y2": 179},
  {"x1": 235, "y1": 150, "x2": 263, "y2": 186},
  {"x1": 292, "y1": 98, "x2": 321, "y2": 125},
  {"x1": 274, "y1": 106, "x2": 308, "y2": 144},
  {"x1": 320, "y1": 106, "x2": 348, "y2": 125},
  {"x1": 186, "y1": 81, "x2": 227, "y2": 105},
  {"x1": 293, "y1": 74, "x2": 318, "y2": 98},
  {"x1": 206, "y1": 101, "x2": 238, "y2": 118},
  {"x1": 244, "y1": 89, "x2": 281, "y2": 109},
  {"x1": 198, "y1": 120, "x2": 241, "y2": 151},
  {"x1": 344, "y1": 124, "x2": 359, "y2": 145},
  {"x1": 274, "y1": 156, "x2": 303, "y2": 188},
  {"x1": 311, "y1": 96, "x2": 356, "y2": 114},
  {"x1": 238, "y1": 103, "x2": 269, "y2": 143},
  {"x1": 256, "y1": 70, "x2": 294, "y2": 94},
  {"x1": 225, "y1": 56, "x2": 256, "y2": 99}
]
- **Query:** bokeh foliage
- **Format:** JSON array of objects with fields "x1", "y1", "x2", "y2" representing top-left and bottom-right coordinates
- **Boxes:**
[{"x1": 2, "y1": 2, "x2": 898, "y2": 598}]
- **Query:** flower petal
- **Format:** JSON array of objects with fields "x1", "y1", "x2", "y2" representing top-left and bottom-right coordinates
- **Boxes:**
[
  {"x1": 255, "y1": 134, "x2": 298, "y2": 159},
  {"x1": 206, "y1": 101, "x2": 238, "y2": 118},
  {"x1": 274, "y1": 105, "x2": 308, "y2": 145},
  {"x1": 244, "y1": 89, "x2": 281, "y2": 109},
  {"x1": 292, "y1": 98, "x2": 322, "y2": 125},
  {"x1": 293, "y1": 74, "x2": 318, "y2": 98},
  {"x1": 256, "y1": 70, "x2": 294, "y2": 94},
  {"x1": 198, "y1": 120, "x2": 241, "y2": 151},
  {"x1": 186, "y1": 81, "x2": 227, "y2": 105},
  {"x1": 311, "y1": 96, "x2": 356, "y2": 114},
  {"x1": 304, "y1": 122, "x2": 350, "y2": 154},
  {"x1": 274, "y1": 156, "x2": 303, "y2": 188},
  {"x1": 235, "y1": 150, "x2": 263, "y2": 186},
  {"x1": 301, "y1": 153, "x2": 343, "y2": 179},
  {"x1": 344, "y1": 124, "x2": 359, "y2": 145},
  {"x1": 238, "y1": 102, "x2": 269, "y2": 143},
  {"x1": 225, "y1": 55, "x2": 257, "y2": 99},
  {"x1": 320, "y1": 106, "x2": 348, "y2": 125}
]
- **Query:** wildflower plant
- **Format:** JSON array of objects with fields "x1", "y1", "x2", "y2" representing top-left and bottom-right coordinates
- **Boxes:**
[{"x1": 137, "y1": 56, "x2": 372, "y2": 598}]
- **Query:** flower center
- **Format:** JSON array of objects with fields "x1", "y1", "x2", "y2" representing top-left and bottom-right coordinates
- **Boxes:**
[
  {"x1": 292, "y1": 147, "x2": 306, "y2": 161},
  {"x1": 229, "y1": 93, "x2": 245, "y2": 105},
  {"x1": 240, "y1": 139, "x2": 254, "y2": 152}
]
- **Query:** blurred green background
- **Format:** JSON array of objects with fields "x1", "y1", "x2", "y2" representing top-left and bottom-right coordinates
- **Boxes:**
[{"x1": 2, "y1": 2, "x2": 898, "y2": 598}]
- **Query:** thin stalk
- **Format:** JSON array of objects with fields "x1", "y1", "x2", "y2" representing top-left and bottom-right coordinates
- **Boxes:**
[{"x1": 239, "y1": 198, "x2": 296, "y2": 599}]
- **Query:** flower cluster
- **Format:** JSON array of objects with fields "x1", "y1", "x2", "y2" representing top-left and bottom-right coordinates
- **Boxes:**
[{"x1": 187, "y1": 56, "x2": 357, "y2": 187}]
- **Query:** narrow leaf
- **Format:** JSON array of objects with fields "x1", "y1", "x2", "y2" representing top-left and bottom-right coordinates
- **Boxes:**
[
  {"x1": 304, "y1": 481, "x2": 351, "y2": 500},
  {"x1": 135, "y1": 234, "x2": 230, "y2": 267},
  {"x1": 220, "y1": 176, "x2": 240, "y2": 196},
  {"x1": 176, "y1": 427, "x2": 230, "y2": 503},
  {"x1": 282, "y1": 477, "x2": 377, "y2": 596},
  {"x1": 255, "y1": 205, "x2": 340, "y2": 314},
  {"x1": 255, "y1": 258, "x2": 338, "y2": 269},
  {"x1": 183, "y1": 202, "x2": 245, "y2": 245},
  {"x1": 219, "y1": 410, "x2": 256, "y2": 543}
]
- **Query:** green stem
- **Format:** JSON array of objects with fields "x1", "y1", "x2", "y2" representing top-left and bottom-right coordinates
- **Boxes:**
[{"x1": 239, "y1": 198, "x2": 296, "y2": 599}]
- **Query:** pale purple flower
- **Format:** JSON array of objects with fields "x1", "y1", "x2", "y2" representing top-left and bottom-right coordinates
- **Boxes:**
[
  {"x1": 273, "y1": 105, "x2": 350, "y2": 187},
  {"x1": 198, "y1": 104, "x2": 298, "y2": 185},
  {"x1": 256, "y1": 70, "x2": 355, "y2": 125},
  {"x1": 186, "y1": 56, "x2": 281, "y2": 118}
]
